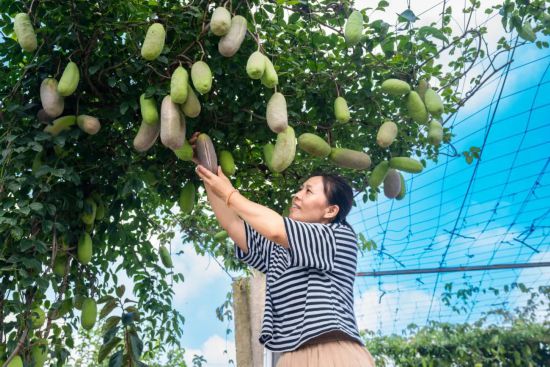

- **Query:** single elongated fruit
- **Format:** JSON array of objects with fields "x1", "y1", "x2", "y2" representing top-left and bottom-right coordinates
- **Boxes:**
[
  {"x1": 160, "y1": 96, "x2": 186, "y2": 150},
  {"x1": 416, "y1": 79, "x2": 429, "y2": 101},
  {"x1": 211, "y1": 7, "x2": 232, "y2": 36},
  {"x1": 518, "y1": 23, "x2": 536, "y2": 42},
  {"x1": 218, "y1": 15, "x2": 247, "y2": 57},
  {"x1": 272, "y1": 126, "x2": 296, "y2": 173},
  {"x1": 424, "y1": 89, "x2": 444, "y2": 117},
  {"x1": 246, "y1": 51, "x2": 266, "y2": 79},
  {"x1": 369, "y1": 161, "x2": 390, "y2": 188},
  {"x1": 14, "y1": 13, "x2": 37, "y2": 52},
  {"x1": 141, "y1": 23, "x2": 165, "y2": 60},
  {"x1": 81, "y1": 197, "x2": 97, "y2": 225},
  {"x1": 181, "y1": 85, "x2": 201, "y2": 118},
  {"x1": 214, "y1": 230, "x2": 228, "y2": 241},
  {"x1": 31, "y1": 339, "x2": 48, "y2": 367},
  {"x1": 384, "y1": 169, "x2": 401, "y2": 199},
  {"x1": 344, "y1": 10, "x2": 363, "y2": 46},
  {"x1": 266, "y1": 92, "x2": 288, "y2": 133},
  {"x1": 220, "y1": 150, "x2": 236, "y2": 176},
  {"x1": 196, "y1": 133, "x2": 218, "y2": 174},
  {"x1": 81, "y1": 298, "x2": 97, "y2": 330},
  {"x1": 428, "y1": 120, "x2": 443, "y2": 146},
  {"x1": 133, "y1": 120, "x2": 160, "y2": 152},
  {"x1": 334, "y1": 97, "x2": 351, "y2": 123},
  {"x1": 91, "y1": 192, "x2": 105, "y2": 221},
  {"x1": 40, "y1": 79, "x2": 64, "y2": 118},
  {"x1": 179, "y1": 182, "x2": 196, "y2": 214},
  {"x1": 140, "y1": 94, "x2": 159, "y2": 125},
  {"x1": 297, "y1": 133, "x2": 331, "y2": 158},
  {"x1": 159, "y1": 245, "x2": 173, "y2": 268},
  {"x1": 57, "y1": 62, "x2": 80, "y2": 96},
  {"x1": 191, "y1": 61, "x2": 213, "y2": 94},
  {"x1": 329, "y1": 148, "x2": 371, "y2": 170},
  {"x1": 77, "y1": 115, "x2": 101, "y2": 135},
  {"x1": 77, "y1": 232, "x2": 93, "y2": 264},
  {"x1": 381, "y1": 79, "x2": 411, "y2": 96},
  {"x1": 53, "y1": 255, "x2": 67, "y2": 276},
  {"x1": 44, "y1": 115, "x2": 76, "y2": 136},
  {"x1": 376, "y1": 120, "x2": 398, "y2": 148},
  {"x1": 407, "y1": 91, "x2": 429, "y2": 124},
  {"x1": 174, "y1": 139, "x2": 193, "y2": 160},
  {"x1": 261, "y1": 56, "x2": 278, "y2": 88},
  {"x1": 170, "y1": 66, "x2": 189, "y2": 104},
  {"x1": 5, "y1": 355, "x2": 23, "y2": 367},
  {"x1": 263, "y1": 143, "x2": 275, "y2": 171},
  {"x1": 396, "y1": 172, "x2": 406, "y2": 200},
  {"x1": 31, "y1": 307, "x2": 46, "y2": 329},
  {"x1": 389, "y1": 157, "x2": 424, "y2": 173}
]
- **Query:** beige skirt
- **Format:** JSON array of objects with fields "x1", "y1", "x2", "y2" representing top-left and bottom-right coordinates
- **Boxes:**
[{"x1": 276, "y1": 338, "x2": 376, "y2": 367}]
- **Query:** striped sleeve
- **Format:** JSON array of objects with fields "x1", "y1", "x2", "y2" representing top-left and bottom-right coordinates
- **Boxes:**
[
  {"x1": 234, "y1": 221, "x2": 271, "y2": 273},
  {"x1": 283, "y1": 217, "x2": 336, "y2": 271}
]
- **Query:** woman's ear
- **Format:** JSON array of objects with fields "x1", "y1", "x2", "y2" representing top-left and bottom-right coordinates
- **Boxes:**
[{"x1": 324, "y1": 204, "x2": 340, "y2": 220}]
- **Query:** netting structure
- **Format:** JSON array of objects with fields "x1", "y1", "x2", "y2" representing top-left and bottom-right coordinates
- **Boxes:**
[{"x1": 351, "y1": 43, "x2": 550, "y2": 335}]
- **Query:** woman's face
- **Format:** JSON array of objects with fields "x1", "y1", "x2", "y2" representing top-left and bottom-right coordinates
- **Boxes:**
[{"x1": 289, "y1": 176, "x2": 339, "y2": 224}]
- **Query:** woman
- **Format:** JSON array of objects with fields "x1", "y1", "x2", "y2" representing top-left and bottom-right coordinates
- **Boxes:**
[{"x1": 191, "y1": 133, "x2": 375, "y2": 367}]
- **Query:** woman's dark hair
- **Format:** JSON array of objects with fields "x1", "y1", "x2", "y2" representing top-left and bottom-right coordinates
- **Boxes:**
[{"x1": 306, "y1": 171, "x2": 355, "y2": 231}]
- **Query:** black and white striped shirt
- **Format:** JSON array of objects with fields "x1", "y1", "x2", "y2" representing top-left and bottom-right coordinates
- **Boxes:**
[{"x1": 234, "y1": 217, "x2": 363, "y2": 352}]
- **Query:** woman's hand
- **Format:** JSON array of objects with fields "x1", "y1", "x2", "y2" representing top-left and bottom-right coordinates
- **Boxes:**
[{"x1": 195, "y1": 165, "x2": 236, "y2": 201}]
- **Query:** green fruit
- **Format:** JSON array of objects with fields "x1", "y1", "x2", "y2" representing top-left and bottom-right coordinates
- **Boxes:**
[
  {"x1": 14, "y1": 13, "x2": 37, "y2": 52},
  {"x1": 261, "y1": 56, "x2": 278, "y2": 88},
  {"x1": 77, "y1": 115, "x2": 101, "y2": 135},
  {"x1": 5, "y1": 355, "x2": 23, "y2": 367},
  {"x1": 427, "y1": 120, "x2": 443, "y2": 146},
  {"x1": 406, "y1": 91, "x2": 429, "y2": 124},
  {"x1": 266, "y1": 92, "x2": 288, "y2": 133},
  {"x1": 141, "y1": 23, "x2": 165, "y2": 60},
  {"x1": 218, "y1": 15, "x2": 248, "y2": 57},
  {"x1": 389, "y1": 157, "x2": 424, "y2": 173},
  {"x1": 396, "y1": 172, "x2": 406, "y2": 200},
  {"x1": 297, "y1": 133, "x2": 331, "y2": 158},
  {"x1": 369, "y1": 161, "x2": 390, "y2": 189},
  {"x1": 30, "y1": 307, "x2": 46, "y2": 329},
  {"x1": 57, "y1": 62, "x2": 80, "y2": 97},
  {"x1": 40, "y1": 78, "x2": 64, "y2": 118},
  {"x1": 334, "y1": 97, "x2": 351, "y2": 123},
  {"x1": 416, "y1": 79, "x2": 429, "y2": 101},
  {"x1": 31, "y1": 339, "x2": 48, "y2": 367},
  {"x1": 53, "y1": 255, "x2": 67, "y2": 277},
  {"x1": 174, "y1": 139, "x2": 193, "y2": 161},
  {"x1": 81, "y1": 298, "x2": 97, "y2": 330},
  {"x1": 329, "y1": 148, "x2": 371, "y2": 170},
  {"x1": 170, "y1": 66, "x2": 189, "y2": 104},
  {"x1": 383, "y1": 169, "x2": 401, "y2": 199},
  {"x1": 140, "y1": 94, "x2": 159, "y2": 125},
  {"x1": 263, "y1": 143, "x2": 275, "y2": 172},
  {"x1": 196, "y1": 133, "x2": 218, "y2": 174},
  {"x1": 52, "y1": 298, "x2": 73, "y2": 319},
  {"x1": 272, "y1": 126, "x2": 296, "y2": 173},
  {"x1": 159, "y1": 245, "x2": 173, "y2": 268},
  {"x1": 219, "y1": 150, "x2": 236, "y2": 176},
  {"x1": 77, "y1": 232, "x2": 93, "y2": 265},
  {"x1": 381, "y1": 79, "x2": 411, "y2": 96},
  {"x1": 179, "y1": 182, "x2": 196, "y2": 214},
  {"x1": 160, "y1": 96, "x2": 186, "y2": 151},
  {"x1": 424, "y1": 89, "x2": 444, "y2": 117},
  {"x1": 246, "y1": 51, "x2": 266, "y2": 79},
  {"x1": 81, "y1": 197, "x2": 97, "y2": 225},
  {"x1": 191, "y1": 61, "x2": 213, "y2": 94},
  {"x1": 92, "y1": 192, "x2": 106, "y2": 221},
  {"x1": 214, "y1": 230, "x2": 228, "y2": 242},
  {"x1": 44, "y1": 115, "x2": 76, "y2": 136},
  {"x1": 211, "y1": 7, "x2": 232, "y2": 36},
  {"x1": 181, "y1": 86, "x2": 201, "y2": 118},
  {"x1": 344, "y1": 10, "x2": 363, "y2": 46},
  {"x1": 376, "y1": 120, "x2": 398, "y2": 148},
  {"x1": 518, "y1": 22, "x2": 536, "y2": 42},
  {"x1": 133, "y1": 120, "x2": 160, "y2": 152}
]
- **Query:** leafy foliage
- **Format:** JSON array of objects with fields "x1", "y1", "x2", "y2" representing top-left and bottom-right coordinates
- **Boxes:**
[{"x1": 0, "y1": 0, "x2": 548, "y2": 365}]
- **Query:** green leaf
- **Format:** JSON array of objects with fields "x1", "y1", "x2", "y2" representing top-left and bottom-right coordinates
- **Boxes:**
[
  {"x1": 102, "y1": 316, "x2": 122, "y2": 334},
  {"x1": 98, "y1": 337, "x2": 122, "y2": 363},
  {"x1": 108, "y1": 350, "x2": 123, "y2": 367},
  {"x1": 398, "y1": 9, "x2": 419, "y2": 23},
  {"x1": 417, "y1": 26, "x2": 449, "y2": 43},
  {"x1": 100, "y1": 298, "x2": 118, "y2": 320}
]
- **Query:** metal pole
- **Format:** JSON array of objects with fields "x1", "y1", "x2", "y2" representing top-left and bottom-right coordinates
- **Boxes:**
[{"x1": 355, "y1": 262, "x2": 550, "y2": 277}]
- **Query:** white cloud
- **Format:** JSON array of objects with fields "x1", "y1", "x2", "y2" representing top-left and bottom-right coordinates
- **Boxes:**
[{"x1": 183, "y1": 335, "x2": 236, "y2": 367}]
